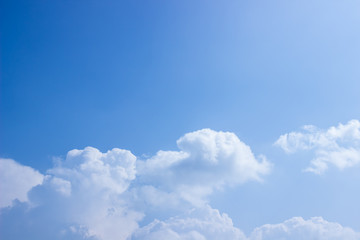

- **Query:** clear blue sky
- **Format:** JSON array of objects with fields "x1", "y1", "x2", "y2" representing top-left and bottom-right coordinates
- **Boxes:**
[{"x1": 1, "y1": 0, "x2": 360, "y2": 239}]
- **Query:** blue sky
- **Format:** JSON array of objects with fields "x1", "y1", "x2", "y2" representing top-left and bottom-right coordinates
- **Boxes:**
[{"x1": 1, "y1": 0, "x2": 360, "y2": 239}]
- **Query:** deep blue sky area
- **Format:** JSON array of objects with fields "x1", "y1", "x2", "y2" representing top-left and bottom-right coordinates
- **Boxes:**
[
  {"x1": 2, "y1": 0, "x2": 359, "y2": 170},
  {"x1": 1, "y1": 0, "x2": 360, "y2": 235}
]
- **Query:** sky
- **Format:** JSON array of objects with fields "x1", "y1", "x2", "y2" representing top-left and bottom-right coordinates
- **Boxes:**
[{"x1": 1, "y1": 0, "x2": 360, "y2": 239}]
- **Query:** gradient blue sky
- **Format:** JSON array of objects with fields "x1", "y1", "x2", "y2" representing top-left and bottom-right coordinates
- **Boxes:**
[{"x1": 1, "y1": 0, "x2": 360, "y2": 238}]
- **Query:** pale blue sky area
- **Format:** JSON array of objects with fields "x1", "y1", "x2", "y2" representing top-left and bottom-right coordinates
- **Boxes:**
[{"x1": 1, "y1": 0, "x2": 360, "y2": 237}]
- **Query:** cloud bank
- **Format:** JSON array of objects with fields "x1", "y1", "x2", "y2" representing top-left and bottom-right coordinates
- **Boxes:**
[
  {"x1": 134, "y1": 214, "x2": 360, "y2": 240},
  {"x1": 275, "y1": 119, "x2": 360, "y2": 174},
  {"x1": 132, "y1": 205, "x2": 247, "y2": 240},
  {"x1": 1, "y1": 128, "x2": 359, "y2": 240}
]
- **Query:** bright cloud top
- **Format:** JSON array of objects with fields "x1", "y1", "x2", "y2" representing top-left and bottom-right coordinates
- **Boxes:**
[
  {"x1": 1, "y1": 147, "x2": 142, "y2": 240},
  {"x1": 49, "y1": 147, "x2": 137, "y2": 196},
  {"x1": 137, "y1": 129, "x2": 271, "y2": 205},
  {"x1": 275, "y1": 119, "x2": 360, "y2": 174},
  {"x1": 45, "y1": 147, "x2": 141, "y2": 240}
]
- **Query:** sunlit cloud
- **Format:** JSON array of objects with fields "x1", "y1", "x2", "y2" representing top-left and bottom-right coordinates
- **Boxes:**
[{"x1": 275, "y1": 120, "x2": 360, "y2": 174}]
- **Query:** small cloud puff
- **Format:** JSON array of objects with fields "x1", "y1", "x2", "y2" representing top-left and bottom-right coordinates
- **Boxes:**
[{"x1": 275, "y1": 120, "x2": 360, "y2": 174}]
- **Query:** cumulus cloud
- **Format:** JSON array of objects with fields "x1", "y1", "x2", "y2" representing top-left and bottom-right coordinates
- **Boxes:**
[
  {"x1": 1, "y1": 129, "x2": 269, "y2": 240},
  {"x1": 133, "y1": 212, "x2": 360, "y2": 240},
  {"x1": 250, "y1": 216, "x2": 360, "y2": 240},
  {"x1": 132, "y1": 205, "x2": 247, "y2": 240},
  {"x1": 0, "y1": 158, "x2": 44, "y2": 208},
  {"x1": 1, "y1": 147, "x2": 142, "y2": 240},
  {"x1": 137, "y1": 129, "x2": 271, "y2": 205},
  {"x1": 275, "y1": 120, "x2": 360, "y2": 174},
  {"x1": 3, "y1": 129, "x2": 358, "y2": 240},
  {"x1": 49, "y1": 147, "x2": 137, "y2": 195},
  {"x1": 45, "y1": 147, "x2": 142, "y2": 240}
]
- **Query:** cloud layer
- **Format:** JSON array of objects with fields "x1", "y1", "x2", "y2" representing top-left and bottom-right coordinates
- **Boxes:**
[
  {"x1": 275, "y1": 119, "x2": 360, "y2": 174},
  {"x1": 1, "y1": 128, "x2": 359, "y2": 239}
]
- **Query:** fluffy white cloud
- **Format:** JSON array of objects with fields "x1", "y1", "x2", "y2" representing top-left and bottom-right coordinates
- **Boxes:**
[
  {"x1": 1, "y1": 129, "x2": 271, "y2": 240},
  {"x1": 137, "y1": 129, "x2": 271, "y2": 205},
  {"x1": 250, "y1": 216, "x2": 360, "y2": 240},
  {"x1": 1, "y1": 148, "x2": 360, "y2": 240},
  {"x1": 45, "y1": 147, "x2": 142, "y2": 240},
  {"x1": 275, "y1": 120, "x2": 360, "y2": 174},
  {"x1": 133, "y1": 212, "x2": 360, "y2": 240},
  {"x1": 0, "y1": 158, "x2": 44, "y2": 208},
  {"x1": 48, "y1": 146, "x2": 137, "y2": 195},
  {"x1": 4, "y1": 129, "x2": 358, "y2": 240},
  {"x1": 0, "y1": 147, "x2": 142, "y2": 240},
  {"x1": 132, "y1": 205, "x2": 247, "y2": 240}
]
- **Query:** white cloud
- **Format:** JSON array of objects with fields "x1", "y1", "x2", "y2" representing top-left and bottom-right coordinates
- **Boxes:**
[
  {"x1": 0, "y1": 129, "x2": 271, "y2": 240},
  {"x1": 137, "y1": 129, "x2": 271, "y2": 205},
  {"x1": 132, "y1": 205, "x2": 247, "y2": 240},
  {"x1": 0, "y1": 158, "x2": 44, "y2": 208},
  {"x1": 44, "y1": 147, "x2": 142, "y2": 240},
  {"x1": 250, "y1": 216, "x2": 360, "y2": 240},
  {"x1": 1, "y1": 146, "x2": 360, "y2": 240},
  {"x1": 4, "y1": 129, "x2": 358, "y2": 240},
  {"x1": 0, "y1": 147, "x2": 142, "y2": 240},
  {"x1": 275, "y1": 120, "x2": 360, "y2": 174},
  {"x1": 49, "y1": 147, "x2": 137, "y2": 195},
  {"x1": 133, "y1": 212, "x2": 360, "y2": 240}
]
